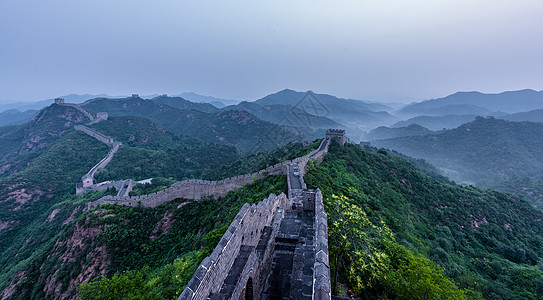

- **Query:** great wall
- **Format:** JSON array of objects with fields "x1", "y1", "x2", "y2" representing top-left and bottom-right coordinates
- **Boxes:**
[
  {"x1": 53, "y1": 97, "x2": 345, "y2": 299},
  {"x1": 87, "y1": 129, "x2": 344, "y2": 208},
  {"x1": 177, "y1": 131, "x2": 343, "y2": 300},
  {"x1": 54, "y1": 98, "x2": 125, "y2": 196},
  {"x1": 83, "y1": 126, "x2": 344, "y2": 299}
]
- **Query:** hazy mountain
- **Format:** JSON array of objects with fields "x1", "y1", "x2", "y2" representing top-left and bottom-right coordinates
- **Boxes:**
[
  {"x1": 177, "y1": 92, "x2": 241, "y2": 108},
  {"x1": 397, "y1": 89, "x2": 543, "y2": 118},
  {"x1": 255, "y1": 89, "x2": 398, "y2": 130},
  {"x1": 80, "y1": 96, "x2": 303, "y2": 152},
  {"x1": 391, "y1": 115, "x2": 478, "y2": 131},
  {"x1": 0, "y1": 94, "x2": 114, "y2": 113},
  {"x1": 222, "y1": 101, "x2": 344, "y2": 129},
  {"x1": 365, "y1": 123, "x2": 434, "y2": 141},
  {"x1": 0, "y1": 109, "x2": 38, "y2": 126},
  {"x1": 152, "y1": 95, "x2": 219, "y2": 113},
  {"x1": 372, "y1": 117, "x2": 543, "y2": 205},
  {"x1": 500, "y1": 108, "x2": 543, "y2": 123},
  {"x1": 0, "y1": 104, "x2": 91, "y2": 176},
  {"x1": 397, "y1": 103, "x2": 492, "y2": 118}
]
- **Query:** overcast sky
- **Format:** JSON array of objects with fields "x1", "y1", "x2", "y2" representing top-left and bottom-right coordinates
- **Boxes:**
[{"x1": 1, "y1": 0, "x2": 542, "y2": 104}]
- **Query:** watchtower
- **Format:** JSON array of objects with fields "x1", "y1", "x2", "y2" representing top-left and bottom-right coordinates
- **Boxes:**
[
  {"x1": 96, "y1": 112, "x2": 109, "y2": 121},
  {"x1": 131, "y1": 94, "x2": 139, "y2": 98},
  {"x1": 54, "y1": 98, "x2": 65, "y2": 105},
  {"x1": 359, "y1": 141, "x2": 371, "y2": 148},
  {"x1": 82, "y1": 174, "x2": 94, "y2": 188},
  {"x1": 326, "y1": 129, "x2": 346, "y2": 146}
]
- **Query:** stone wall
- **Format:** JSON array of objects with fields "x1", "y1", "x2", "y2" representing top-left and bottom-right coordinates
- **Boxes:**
[
  {"x1": 75, "y1": 125, "x2": 122, "y2": 195},
  {"x1": 313, "y1": 189, "x2": 331, "y2": 299},
  {"x1": 74, "y1": 125, "x2": 114, "y2": 145},
  {"x1": 326, "y1": 129, "x2": 346, "y2": 146},
  {"x1": 178, "y1": 193, "x2": 290, "y2": 300},
  {"x1": 85, "y1": 142, "x2": 121, "y2": 178},
  {"x1": 88, "y1": 138, "x2": 331, "y2": 208},
  {"x1": 61, "y1": 103, "x2": 95, "y2": 121}
]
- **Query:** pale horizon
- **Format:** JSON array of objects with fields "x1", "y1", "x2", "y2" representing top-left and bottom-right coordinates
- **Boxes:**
[{"x1": 1, "y1": 1, "x2": 542, "y2": 105}]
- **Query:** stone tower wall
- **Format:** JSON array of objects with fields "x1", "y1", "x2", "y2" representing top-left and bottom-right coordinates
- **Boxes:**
[
  {"x1": 178, "y1": 193, "x2": 290, "y2": 300},
  {"x1": 313, "y1": 190, "x2": 331, "y2": 299}
]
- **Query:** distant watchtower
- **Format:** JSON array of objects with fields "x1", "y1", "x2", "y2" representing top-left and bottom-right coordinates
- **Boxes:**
[
  {"x1": 131, "y1": 94, "x2": 139, "y2": 98},
  {"x1": 54, "y1": 98, "x2": 65, "y2": 105},
  {"x1": 326, "y1": 129, "x2": 346, "y2": 146},
  {"x1": 96, "y1": 112, "x2": 109, "y2": 121}
]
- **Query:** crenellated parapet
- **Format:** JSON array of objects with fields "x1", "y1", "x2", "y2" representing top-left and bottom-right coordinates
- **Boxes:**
[
  {"x1": 179, "y1": 186, "x2": 330, "y2": 299},
  {"x1": 178, "y1": 193, "x2": 291, "y2": 300},
  {"x1": 326, "y1": 129, "x2": 346, "y2": 146}
]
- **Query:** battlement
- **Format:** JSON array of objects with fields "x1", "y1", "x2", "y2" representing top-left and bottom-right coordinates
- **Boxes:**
[
  {"x1": 325, "y1": 129, "x2": 346, "y2": 146},
  {"x1": 96, "y1": 112, "x2": 108, "y2": 120},
  {"x1": 360, "y1": 141, "x2": 371, "y2": 148},
  {"x1": 54, "y1": 98, "x2": 65, "y2": 105},
  {"x1": 179, "y1": 177, "x2": 330, "y2": 299}
]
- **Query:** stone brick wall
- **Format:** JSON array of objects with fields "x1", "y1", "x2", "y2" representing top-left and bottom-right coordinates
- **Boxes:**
[
  {"x1": 313, "y1": 189, "x2": 331, "y2": 299},
  {"x1": 88, "y1": 137, "x2": 331, "y2": 209},
  {"x1": 178, "y1": 193, "x2": 290, "y2": 300},
  {"x1": 61, "y1": 103, "x2": 95, "y2": 121},
  {"x1": 75, "y1": 125, "x2": 122, "y2": 194},
  {"x1": 74, "y1": 125, "x2": 115, "y2": 145}
]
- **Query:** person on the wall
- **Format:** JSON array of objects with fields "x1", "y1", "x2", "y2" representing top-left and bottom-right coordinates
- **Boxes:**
[{"x1": 292, "y1": 202, "x2": 297, "y2": 210}]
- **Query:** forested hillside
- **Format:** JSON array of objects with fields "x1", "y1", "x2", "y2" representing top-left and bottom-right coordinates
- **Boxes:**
[
  {"x1": 0, "y1": 102, "x2": 318, "y2": 299},
  {"x1": 80, "y1": 97, "x2": 302, "y2": 152},
  {"x1": 305, "y1": 143, "x2": 543, "y2": 299},
  {"x1": 372, "y1": 117, "x2": 543, "y2": 207},
  {"x1": 4, "y1": 176, "x2": 286, "y2": 299}
]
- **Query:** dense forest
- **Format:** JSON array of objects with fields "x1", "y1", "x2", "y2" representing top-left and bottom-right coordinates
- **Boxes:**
[
  {"x1": 373, "y1": 117, "x2": 543, "y2": 207},
  {"x1": 305, "y1": 143, "x2": 543, "y2": 299}
]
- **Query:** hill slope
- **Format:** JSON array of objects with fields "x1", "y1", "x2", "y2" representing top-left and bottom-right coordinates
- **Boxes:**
[
  {"x1": 305, "y1": 143, "x2": 543, "y2": 299},
  {"x1": 80, "y1": 96, "x2": 301, "y2": 152},
  {"x1": 365, "y1": 123, "x2": 434, "y2": 141},
  {"x1": 0, "y1": 104, "x2": 91, "y2": 177},
  {"x1": 391, "y1": 114, "x2": 478, "y2": 131},
  {"x1": 372, "y1": 117, "x2": 543, "y2": 205}
]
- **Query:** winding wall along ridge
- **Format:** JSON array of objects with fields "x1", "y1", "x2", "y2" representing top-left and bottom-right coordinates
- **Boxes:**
[
  {"x1": 75, "y1": 125, "x2": 122, "y2": 190},
  {"x1": 88, "y1": 137, "x2": 330, "y2": 208},
  {"x1": 61, "y1": 103, "x2": 95, "y2": 121}
]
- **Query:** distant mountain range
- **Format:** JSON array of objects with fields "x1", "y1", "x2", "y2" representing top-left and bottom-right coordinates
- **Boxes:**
[
  {"x1": 80, "y1": 96, "x2": 303, "y2": 153},
  {"x1": 4, "y1": 89, "x2": 543, "y2": 142},
  {"x1": 396, "y1": 89, "x2": 543, "y2": 118},
  {"x1": 391, "y1": 115, "x2": 479, "y2": 131},
  {"x1": 372, "y1": 117, "x2": 543, "y2": 206},
  {"x1": 177, "y1": 92, "x2": 240, "y2": 108},
  {"x1": 365, "y1": 123, "x2": 434, "y2": 141},
  {"x1": 255, "y1": 89, "x2": 399, "y2": 137},
  {"x1": 500, "y1": 108, "x2": 543, "y2": 123}
]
